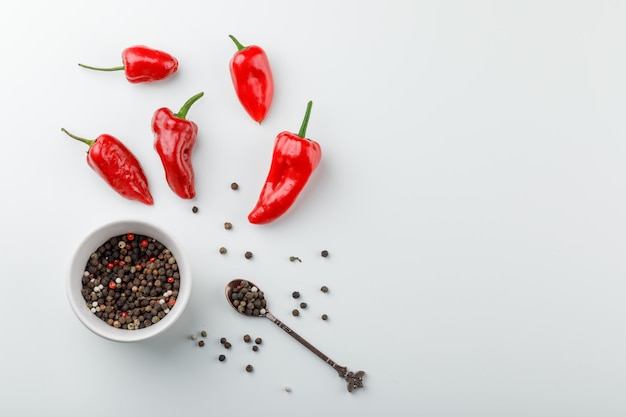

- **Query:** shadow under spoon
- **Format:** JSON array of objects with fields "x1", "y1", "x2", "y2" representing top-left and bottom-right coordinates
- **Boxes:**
[{"x1": 225, "y1": 279, "x2": 365, "y2": 393}]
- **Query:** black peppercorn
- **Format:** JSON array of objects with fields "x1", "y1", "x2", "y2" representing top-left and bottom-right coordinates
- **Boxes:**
[
  {"x1": 243, "y1": 334, "x2": 251, "y2": 343},
  {"x1": 81, "y1": 233, "x2": 180, "y2": 331},
  {"x1": 224, "y1": 341, "x2": 232, "y2": 349},
  {"x1": 218, "y1": 354, "x2": 226, "y2": 361},
  {"x1": 192, "y1": 206, "x2": 199, "y2": 213},
  {"x1": 321, "y1": 286, "x2": 329, "y2": 293},
  {"x1": 321, "y1": 250, "x2": 329, "y2": 257},
  {"x1": 219, "y1": 247, "x2": 227, "y2": 254},
  {"x1": 246, "y1": 364, "x2": 254, "y2": 372},
  {"x1": 198, "y1": 340, "x2": 205, "y2": 347},
  {"x1": 255, "y1": 337, "x2": 262, "y2": 344},
  {"x1": 220, "y1": 337, "x2": 227, "y2": 344},
  {"x1": 300, "y1": 302, "x2": 307, "y2": 309},
  {"x1": 224, "y1": 222, "x2": 232, "y2": 230},
  {"x1": 292, "y1": 291, "x2": 300, "y2": 299},
  {"x1": 200, "y1": 330, "x2": 207, "y2": 337},
  {"x1": 292, "y1": 309, "x2": 299, "y2": 316},
  {"x1": 244, "y1": 251, "x2": 253, "y2": 259},
  {"x1": 231, "y1": 182, "x2": 239, "y2": 190},
  {"x1": 252, "y1": 345, "x2": 259, "y2": 352},
  {"x1": 321, "y1": 314, "x2": 328, "y2": 320}
]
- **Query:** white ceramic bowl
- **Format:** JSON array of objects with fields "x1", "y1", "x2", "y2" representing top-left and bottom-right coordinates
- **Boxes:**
[{"x1": 67, "y1": 219, "x2": 191, "y2": 342}]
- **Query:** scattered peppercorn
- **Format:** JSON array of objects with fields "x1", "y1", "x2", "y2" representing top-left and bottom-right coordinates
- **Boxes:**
[
  {"x1": 200, "y1": 330, "x2": 207, "y2": 337},
  {"x1": 220, "y1": 337, "x2": 227, "y2": 344},
  {"x1": 244, "y1": 251, "x2": 253, "y2": 260},
  {"x1": 243, "y1": 334, "x2": 251, "y2": 343},
  {"x1": 219, "y1": 247, "x2": 227, "y2": 254},
  {"x1": 255, "y1": 337, "x2": 262, "y2": 344},
  {"x1": 289, "y1": 256, "x2": 302, "y2": 262},
  {"x1": 218, "y1": 354, "x2": 226, "y2": 361},
  {"x1": 321, "y1": 286, "x2": 329, "y2": 293},
  {"x1": 192, "y1": 206, "x2": 198, "y2": 213},
  {"x1": 190, "y1": 334, "x2": 197, "y2": 340},
  {"x1": 321, "y1": 250, "x2": 329, "y2": 257},
  {"x1": 284, "y1": 386, "x2": 292, "y2": 393},
  {"x1": 292, "y1": 309, "x2": 299, "y2": 316},
  {"x1": 300, "y1": 302, "x2": 307, "y2": 309},
  {"x1": 198, "y1": 340, "x2": 205, "y2": 347},
  {"x1": 292, "y1": 291, "x2": 300, "y2": 299},
  {"x1": 224, "y1": 222, "x2": 232, "y2": 230},
  {"x1": 246, "y1": 364, "x2": 254, "y2": 372},
  {"x1": 321, "y1": 314, "x2": 328, "y2": 320},
  {"x1": 231, "y1": 182, "x2": 239, "y2": 190},
  {"x1": 252, "y1": 345, "x2": 259, "y2": 352},
  {"x1": 224, "y1": 341, "x2": 232, "y2": 349}
]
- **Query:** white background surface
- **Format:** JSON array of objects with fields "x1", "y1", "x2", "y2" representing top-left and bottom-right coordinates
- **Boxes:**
[{"x1": 1, "y1": 0, "x2": 626, "y2": 415}]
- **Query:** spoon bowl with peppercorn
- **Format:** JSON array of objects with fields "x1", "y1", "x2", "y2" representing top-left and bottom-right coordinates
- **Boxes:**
[
  {"x1": 67, "y1": 219, "x2": 192, "y2": 342},
  {"x1": 225, "y1": 279, "x2": 365, "y2": 393}
]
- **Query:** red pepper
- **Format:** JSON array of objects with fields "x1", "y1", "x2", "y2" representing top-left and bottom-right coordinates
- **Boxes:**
[
  {"x1": 152, "y1": 92, "x2": 204, "y2": 199},
  {"x1": 248, "y1": 101, "x2": 321, "y2": 224},
  {"x1": 228, "y1": 35, "x2": 274, "y2": 123},
  {"x1": 78, "y1": 45, "x2": 178, "y2": 83},
  {"x1": 61, "y1": 128, "x2": 153, "y2": 205}
]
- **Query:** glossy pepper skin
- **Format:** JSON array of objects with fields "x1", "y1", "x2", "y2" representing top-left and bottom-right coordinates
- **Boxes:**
[
  {"x1": 152, "y1": 92, "x2": 204, "y2": 199},
  {"x1": 248, "y1": 101, "x2": 321, "y2": 224},
  {"x1": 228, "y1": 34, "x2": 274, "y2": 123},
  {"x1": 78, "y1": 45, "x2": 178, "y2": 83},
  {"x1": 61, "y1": 128, "x2": 153, "y2": 205}
]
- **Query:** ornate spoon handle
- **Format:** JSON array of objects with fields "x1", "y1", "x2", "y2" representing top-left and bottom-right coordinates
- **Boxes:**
[{"x1": 265, "y1": 311, "x2": 365, "y2": 392}]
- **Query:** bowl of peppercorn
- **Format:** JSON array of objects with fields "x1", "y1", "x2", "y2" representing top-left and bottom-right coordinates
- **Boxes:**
[{"x1": 67, "y1": 219, "x2": 192, "y2": 342}]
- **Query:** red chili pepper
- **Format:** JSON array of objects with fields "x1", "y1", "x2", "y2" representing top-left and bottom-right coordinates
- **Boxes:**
[
  {"x1": 61, "y1": 128, "x2": 154, "y2": 205},
  {"x1": 248, "y1": 101, "x2": 321, "y2": 224},
  {"x1": 78, "y1": 45, "x2": 178, "y2": 83},
  {"x1": 152, "y1": 92, "x2": 204, "y2": 199},
  {"x1": 228, "y1": 35, "x2": 274, "y2": 123}
]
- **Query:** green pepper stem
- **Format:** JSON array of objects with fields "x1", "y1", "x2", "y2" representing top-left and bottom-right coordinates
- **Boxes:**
[
  {"x1": 78, "y1": 63, "x2": 125, "y2": 72},
  {"x1": 228, "y1": 34, "x2": 246, "y2": 51},
  {"x1": 61, "y1": 128, "x2": 94, "y2": 147},
  {"x1": 297, "y1": 101, "x2": 313, "y2": 138},
  {"x1": 175, "y1": 92, "x2": 205, "y2": 119}
]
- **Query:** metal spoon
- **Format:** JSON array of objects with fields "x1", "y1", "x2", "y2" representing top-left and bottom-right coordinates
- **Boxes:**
[{"x1": 225, "y1": 279, "x2": 365, "y2": 393}]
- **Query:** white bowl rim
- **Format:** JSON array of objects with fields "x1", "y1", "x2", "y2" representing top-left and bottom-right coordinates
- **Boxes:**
[{"x1": 66, "y1": 219, "x2": 192, "y2": 342}]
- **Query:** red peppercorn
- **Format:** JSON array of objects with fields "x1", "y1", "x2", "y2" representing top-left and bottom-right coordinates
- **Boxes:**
[
  {"x1": 167, "y1": 277, "x2": 174, "y2": 283},
  {"x1": 149, "y1": 257, "x2": 156, "y2": 263},
  {"x1": 135, "y1": 264, "x2": 142, "y2": 271},
  {"x1": 121, "y1": 311, "x2": 127, "y2": 318},
  {"x1": 114, "y1": 259, "x2": 120, "y2": 265},
  {"x1": 141, "y1": 239, "x2": 149, "y2": 248},
  {"x1": 107, "y1": 262, "x2": 114, "y2": 270},
  {"x1": 108, "y1": 281, "x2": 116, "y2": 290},
  {"x1": 168, "y1": 299, "x2": 176, "y2": 306},
  {"x1": 119, "y1": 261, "x2": 125, "y2": 267},
  {"x1": 127, "y1": 233, "x2": 135, "y2": 241},
  {"x1": 126, "y1": 244, "x2": 131, "y2": 250}
]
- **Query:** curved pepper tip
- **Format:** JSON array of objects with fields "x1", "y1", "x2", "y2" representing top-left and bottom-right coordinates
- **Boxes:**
[{"x1": 142, "y1": 195, "x2": 155, "y2": 205}]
